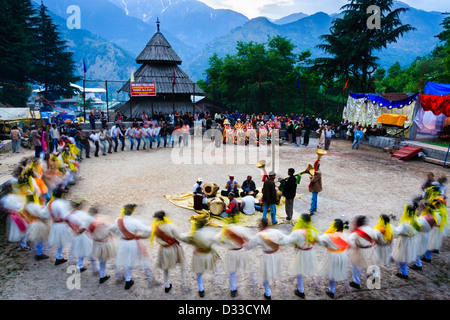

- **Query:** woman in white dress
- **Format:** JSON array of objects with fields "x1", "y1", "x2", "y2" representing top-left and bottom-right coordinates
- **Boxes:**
[
  {"x1": 181, "y1": 214, "x2": 220, "y2": 298},
  {"x1": 87, "y1": 209, "x2": 117, "y2": 284},
  {"x1": 215, "y1": 221, "x2": 254, "y2": 297},
  {"x1": 110, "y1": 204, "x2": 154, "y2": 290},
  {"x1": 392, "y1": 205, "x2": 421, "y2": 280},
  {"x1": 280, "y1": 213, "x2": 319, "y2": 299},
  {"x1": 348, "y1": 215, "x2": 377, "y2": 290},
  {"x1": 409, "y1": 203, "x2": 437, "y2": 271},
  {"x1": 425, "y1": 196, "x2": 448, "y2": 261},
  {"x1": 372, "y1": 214, "x2": 394, "y2": 266},
  {"x1": 316, "y1": 219, "x2": 350, "y2": 299},
  {"x1": 246, "y1": 219, "x2": 286, "y2": 300},
  {"x1": 150, "y1": 211, "x2": 187, "y2": 294},
  {"x1": 40, "y1": 187, "x2": 74, "y2": 265},
  {"x1": 66, "y1": 200, "x2": 95, "y2": 273}
]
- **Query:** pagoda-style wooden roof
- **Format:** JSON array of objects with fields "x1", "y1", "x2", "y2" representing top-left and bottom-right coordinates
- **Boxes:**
[
  {"x1": 136, "y1": 32, "x2": 182, "y2": 65},
  {"x1": 120, "y1": 64, "x2": 204, "y2": 95}
]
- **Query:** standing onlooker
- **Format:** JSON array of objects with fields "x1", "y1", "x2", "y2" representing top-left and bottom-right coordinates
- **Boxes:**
[
  {"x1": 283, "y1": 168, "x2": 297, "y2": 222},
  {"x1": 287, "y1": 121, "x2": 295, "y2": 143},
  {"x1": 262, "y1": 171, "x2": 278, "y2": 225},
  {"x1": 352, "y1": 126, "x2": 364, "y2": 150},
  {"x1": 100, "y1": 111, "x2": 107, "y2": 129},
  {"x1": 89, "y1": 111, "x2": 96, "y2": 130},
  {"x1": 30, "y1": 125, "x2": 42, "y2": 158},
  {"x1": 98, "y1": 128, "x2": 108, "y2": 156},
  {"x1": 309, "y1": 163, "x2": 322, "y2": 215},
  {"x1": 89, "y1": 130, "x2": 100, "y2": 157},
  {"x1": 50, "y1": 124, "x2": 60, "y2": 153},
  {"x1": 324, "y1": 125, "x2": 334, "y2": 151},
  {"x1": 294, "y1": 122, "x2": 302, "y2": 147},
  {"x1": 316, "y1": 125, "x2": 325, "y2": 150},
  {"x1": 10, "y1": 126, "x2": 22, "y2": 154}
]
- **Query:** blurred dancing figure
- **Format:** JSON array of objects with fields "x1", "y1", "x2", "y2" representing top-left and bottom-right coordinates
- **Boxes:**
[
  {"x1": 150, "y1": 211, "x2": 187, "y2": 293},
  {"x1": 281, "y1": 213, "x2": 319, "y2": 299},
  {"x1": 317, "y1": 219, "x2": 349, "y2": 299},
  {"x1": 110, "y1": 204, "x2": 154, "y2": 290}
]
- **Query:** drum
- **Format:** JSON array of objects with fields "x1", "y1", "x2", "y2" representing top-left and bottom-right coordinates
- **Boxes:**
[
  {"x1": 276, "y1": 190, "x2": 282, "y2": 205},
  {"x1": 204, "y1": 183, "x2": 219, "y2": 198},
  {"x1": 209, "y1": 197, "x2": 225, "y2": 216}
]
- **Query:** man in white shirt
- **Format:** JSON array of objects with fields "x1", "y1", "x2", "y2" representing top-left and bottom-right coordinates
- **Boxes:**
[
  {"x1": 110, "y1": 124, "x2": 122, "y2": 152},
  {"x1": 153, "y1": 123, "x2": 161, "y2": 148},
  {"x1": 89, "y1": 130, "x2": 100, "y2": 157},
  {"x1": 193, "y1": 178, "x2": 203, "y2": 193},
  {"x1": 239, "y1": 191, "x2": 261, "y2": 215},
  {"x1": 324, "y1": 125, "x2": 334, "y2": 151}
]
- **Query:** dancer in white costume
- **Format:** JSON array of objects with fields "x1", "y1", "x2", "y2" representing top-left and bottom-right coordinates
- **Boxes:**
[
  {"x1": 348, "y1": 215, "x2": 377, "y2": 290},
  {"x1": 150, "y1": 210, "x2": 187, "y2": 294},
  {"x1": 392, "y1": 205, "x2": 420, "y2": 280},
  {"x1": 409, "y1": 203, "x2": 437, "y2": 272},
  {"x1": 215, "y1": 217, "x2": 254, "y2": 297},
  {"x1": 181, "y1": 214, "x2": 220, "y2": 298},
  {"x1": 66, "y1": 200, "x2": 95, "y2": 273},
  {"x1": 87, "y1": 208, "x2": 117, "y2": 284},
  {"x1": 424, "y1": 196, "x2": 448, "y2": 261},
  {"x1": 316, "y1": 219, "x2": 350, "y2": 299},
  {"x1": 21, "y1": 195, "x2": 50, "y2": 260},
  {"x1": 246, "y1": 219, "x2": 286, "y2": 300},
  {"x1": 372, "y1": 214, "x2": 394, "y2": 267},
  {"x1": 40, "y1": 187, "x2": 73, "y2": 265},
  {"x1": 110, "y1": 204, "x2": 155, "y2": 290},
  {"x1": 280, "y1": 213, "x2": 319, "y2": 299}
]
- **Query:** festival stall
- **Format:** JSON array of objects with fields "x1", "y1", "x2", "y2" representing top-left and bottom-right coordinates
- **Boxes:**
[
  {"x1": 343, "y1": 92, "x2": 420, "y2": 138},
  {"x1": 415, "y1": 82, "x2": 450, "y2": 136}
]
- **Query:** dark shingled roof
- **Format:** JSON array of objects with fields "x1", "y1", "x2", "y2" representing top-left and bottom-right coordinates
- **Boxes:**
[
  {"x1": 117, "y1": 100, "x2": 200, "y2": 119},
  {"x1": 136, "y1": 32, "x2": 182, "y2": 65},
  {"x1": 119, "y1": 64, "x2": 204, "y2": 95}
]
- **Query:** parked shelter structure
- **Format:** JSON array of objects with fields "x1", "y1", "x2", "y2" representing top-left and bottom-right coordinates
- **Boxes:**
[{"x1": 118, "y1": 18, "x2": 205, "y2": 119}]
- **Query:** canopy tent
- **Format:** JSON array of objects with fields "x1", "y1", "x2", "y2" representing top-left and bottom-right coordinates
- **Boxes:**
[
  {"x1": 414, "y1": 82, "x2": 450, "y2": 135},
  {"x1": 0, "y1": 108, "x2": 40, "y2": 122},
  {"x1": 343, "y1": 92, "x2": 419, "y2": 137}
]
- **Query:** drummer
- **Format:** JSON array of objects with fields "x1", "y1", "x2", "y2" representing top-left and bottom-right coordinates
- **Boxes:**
[
  {"x1": 240, "y1": 175, "x2": 259, "y2": 197},
  {"x1": 221, "y1": 175, "x2": 240, "y2": 197},
  {"x1": 220, "y1": 192, "x2": 240, "y2": 219}
]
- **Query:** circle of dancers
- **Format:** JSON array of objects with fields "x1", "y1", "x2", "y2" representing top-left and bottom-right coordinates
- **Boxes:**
[{"x1": 0, "y1": 140, "x2": 448, "y2": 300}]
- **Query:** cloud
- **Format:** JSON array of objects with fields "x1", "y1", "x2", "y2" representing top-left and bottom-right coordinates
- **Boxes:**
[{"x1": 198, "y1": 0, "x2": 449, "y2": 20}]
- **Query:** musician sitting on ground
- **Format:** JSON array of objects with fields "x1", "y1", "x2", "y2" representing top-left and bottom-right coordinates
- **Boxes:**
[
  {"x1": 221, "y1": 175, "x2": 240, "y2": 197},
  {"x1": 239, "y1": 191, "x2": 262, "y2": 215},
  {"x1": 220, "y1": 192, "x2": 240, "y2": 218},
  {"x1": 240, "y1": 175, "x2": 259, "y2": 197},
  {"x1": 193, "y1": 187, "x2": 209, "y2": 211}
]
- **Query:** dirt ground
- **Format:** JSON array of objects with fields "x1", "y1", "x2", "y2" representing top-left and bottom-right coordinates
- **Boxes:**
[{"x1": 0, "y1": 135, "x2": 448, "y2": 302}]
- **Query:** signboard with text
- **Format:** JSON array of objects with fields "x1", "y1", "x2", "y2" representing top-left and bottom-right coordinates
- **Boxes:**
[{"x1": 130, "y1": 83, "x2": 156, "y2": 97}]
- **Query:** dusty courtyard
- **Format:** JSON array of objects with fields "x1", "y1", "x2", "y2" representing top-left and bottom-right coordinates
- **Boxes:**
[{"x1": 0, "y1": 135, "x2": 448, "y2": 302}]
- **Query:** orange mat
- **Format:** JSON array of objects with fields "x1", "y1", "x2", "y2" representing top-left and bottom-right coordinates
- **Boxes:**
[{"x1": 377, "y1": 114, "x2": 408, "y2": 127}]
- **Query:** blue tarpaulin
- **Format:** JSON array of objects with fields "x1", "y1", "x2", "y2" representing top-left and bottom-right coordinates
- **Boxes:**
[
  {"x1": 348, "y1": 92, "x2": 420, "y2": 109},
  {"x1": 424, "y1": 82, "x2": 450, "y2": 95}
]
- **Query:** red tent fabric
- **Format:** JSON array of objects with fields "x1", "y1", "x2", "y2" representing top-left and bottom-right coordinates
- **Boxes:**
[{"x1": 420, "y1": 94, "x2": 450, "y2": 116}]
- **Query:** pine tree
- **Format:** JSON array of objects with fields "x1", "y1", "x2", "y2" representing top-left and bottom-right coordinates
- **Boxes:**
[
  {"x1": 0, "y1": 0, "x2": 36, "y2": 106},
  {"x1": 32, "y1": 2, "x2": 81, "y2": 101},
  {"x1": 314, "y1": 0, "x2": 414, "y2": 93}
]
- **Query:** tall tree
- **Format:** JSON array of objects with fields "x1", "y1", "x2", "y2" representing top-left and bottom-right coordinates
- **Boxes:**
[
  {"x1": 314, "y1": 0, "x2": 414, "y2": 93},
  {"x1": 32, "y1": 2, "x2": 80, "y2": 101},
  {"x1": 0, "y1": 0, "x2": 36, "y2": 106},
  {"x1": 435, "y1": 13, "x2": 450, "y2": 83}
]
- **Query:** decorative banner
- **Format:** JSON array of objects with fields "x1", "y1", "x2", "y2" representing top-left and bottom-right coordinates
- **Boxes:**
[
  {"x1": 130, "y1": 83, "x2": 156, "y2": 97},
  {"x1": 348, "y1": 92, "x2": 420, "y2": 109},
  {"x1": 420, "y1": 94, "x2": 450, "y2": 117}
]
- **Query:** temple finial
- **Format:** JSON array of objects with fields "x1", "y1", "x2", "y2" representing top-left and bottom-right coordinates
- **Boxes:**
[{"x1": 156, "y1": 17, "x2": 160, "y2": 32}]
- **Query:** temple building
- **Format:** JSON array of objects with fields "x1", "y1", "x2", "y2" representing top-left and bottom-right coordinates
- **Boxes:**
[{"x1": 117, "y1": 19, "x2": 204, "y2": 118}]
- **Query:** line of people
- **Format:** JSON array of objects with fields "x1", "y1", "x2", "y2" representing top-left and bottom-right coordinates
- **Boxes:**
[{"x1": 1, "y1": 170, "x2": 447, "y2": 299}]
